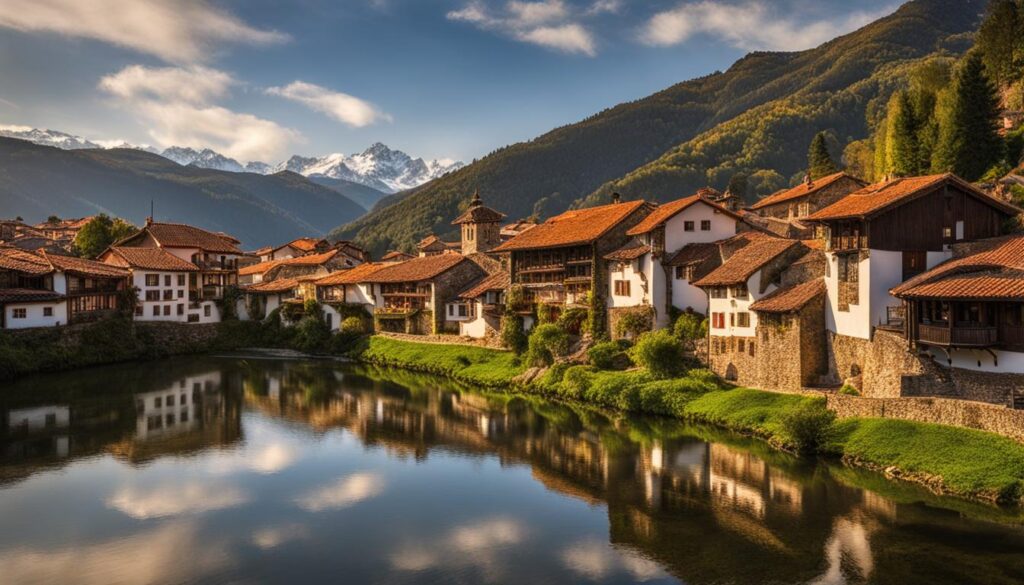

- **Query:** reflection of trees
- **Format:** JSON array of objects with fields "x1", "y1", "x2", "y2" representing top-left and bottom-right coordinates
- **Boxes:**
[{"x1": 0, "y1": 358, "x2": 243, "y2": 485}]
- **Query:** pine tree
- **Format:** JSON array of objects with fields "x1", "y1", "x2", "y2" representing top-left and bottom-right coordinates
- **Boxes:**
[
  {"x1": 885, "y1": 91, "x2": 920, "y2": 177},
  {"x1": 932, "y1": 53, "x2": 1004, "y2": 180},
  {"x1": 807, "y1": 132, "x2": 839, "y2": 179},
  {"x1": 976, "y1": 0, "x2": 1023, "y2": 87}
]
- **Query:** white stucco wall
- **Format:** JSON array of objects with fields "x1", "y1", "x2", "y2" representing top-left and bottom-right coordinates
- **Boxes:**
[
  {"x1": 867, "y1": 250, "x2": 905, "y2": 332},
  {"x1": 664, "y1": 203, "x2": 737, "y2": 251},
  {"x1": 7, "y1": 406, "x2": 70, "y2": 430},
  {"x1": 4, "y1": 301, "x2": 67, "y2": 329},
  {"x1": 672, "y1": 274, "x2": 708, "y2": 315},
  {"x1": 924, "y1": 347, "x2": 1024, "y2": 374},
  {"x1": 133, "y1": 270, "x2": 190, "y2": 322},
  {"x1": 708, "y1": 272, "x2": 769, "y2": 338},
  {"x1": 460, "y1": 301, "x2": 489, "y2": 338},
  {"x1": 607, "y1": 259, "x2": 647, "y2": 308}
]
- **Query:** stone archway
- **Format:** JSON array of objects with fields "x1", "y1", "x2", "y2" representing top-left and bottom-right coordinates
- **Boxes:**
[{"x1": 725, "y1": 363, "x2": 739, "y2": 382}]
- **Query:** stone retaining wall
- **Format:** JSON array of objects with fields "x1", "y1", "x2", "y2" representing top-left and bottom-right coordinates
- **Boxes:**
[
  {"x1": 378, "y1": 331, "x2": 507, "y2": 350},
  {"x1": 827, "y1": 393, "x2": 1024, "y2": 443}
]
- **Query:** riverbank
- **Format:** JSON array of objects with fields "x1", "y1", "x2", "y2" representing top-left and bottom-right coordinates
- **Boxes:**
[{"x1": 350, "y1": 336, "x2": 1024, "y2": 506}]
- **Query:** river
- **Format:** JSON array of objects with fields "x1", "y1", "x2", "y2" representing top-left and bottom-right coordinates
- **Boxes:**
[{"x1": 0, "y1": 355, "x2": 1022, "y2": 584}]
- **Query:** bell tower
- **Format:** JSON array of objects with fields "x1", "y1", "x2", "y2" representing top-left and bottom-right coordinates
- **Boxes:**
[{"x1": 452, "y1": 189, "x2": 506, "y2": 255}]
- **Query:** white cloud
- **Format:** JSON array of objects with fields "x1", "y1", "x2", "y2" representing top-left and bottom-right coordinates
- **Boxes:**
[
  {"x1": 99, "y1": 64, "x2": 300, "y2": 163},
  {"x1": 267, "y1": 81, "x2": 391, "y2": 128},
  {"x1": 390, "y1": 517, "x2": 525, "y2": 579},
  {"x1": 107, "y1": 482, "x2": 250, "y2": 519},
  {"x1": 561, "y1": 539, "x2": 666, "y2": 582},
  {"x1": 294, "y1": 472, "x2": 385, "y2": 512},
  {"x1": 586, "y1": 0, "x2": 622, "y2": 15},
  {"x1": 251, "y1": 523, "x2": 311, "y2": 550},
  {"x1": 448, "y1": 0, "x2": 597, "y2": 56},
  {"x1": 641, "y1": 1, "x2": 896, "y2": 51},
  {"x1": 0, "y1": 0, "x2": 286, "y2": 64}
]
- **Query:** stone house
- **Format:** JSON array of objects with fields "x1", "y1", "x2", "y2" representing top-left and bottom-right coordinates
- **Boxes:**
[
  {"x1": 313, "y1": 262, "x2": 390, "y2": 331},
  {"x1": 746, "y1": 279, "x2": 828, "y2": 390},
  {"x1": 451, "y1": 191, "x2": 505, "y2": 255},
  {"x1": 447, "y1": 271, "x2": 509, "y2": 339},
  {"x1": 238, "y1": 249, "x2": 360, "y2": 285},
  {"x1": 417, "y1": 235, "x2": 459, "y2": 257},
  {"x1": 493, "y1": 198, "x2": 654, "y2": 332},
  {"x1": 605, "y1": 191, "x2": 742, "y2": 331},
  {"x1": 240, "y1": 277, "x2": 304, "y2": 322},
  {"x1": 694, "y1": 232, "x2": 809, "y2": 383},
  {"x1": 749, "y1": 172, "x2": 866, "y2": 221}
]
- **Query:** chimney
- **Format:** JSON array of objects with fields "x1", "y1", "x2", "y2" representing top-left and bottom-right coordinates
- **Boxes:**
[
  {"x1": 145, "y1": 216, "x2": 153, "y2": 227},
  {"x1": 612, "y1": 192, "x2": 621, "y2": 204},
  {"x1": 804, "y1": 173, "x2": 813, "y2": 187}
]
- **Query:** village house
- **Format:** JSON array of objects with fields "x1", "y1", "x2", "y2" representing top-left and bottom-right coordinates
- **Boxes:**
[
  {"x1": 357, "y1": 254, "x2": 487, "y2": 335},
  {"x1": 100, "y1": 220, "x2": 243, "y2": 323},
  {"x1": 750, "y1": 172, "x2": 866, "y2": 221},
  {"x1": 239, "y1": 277, "x2": 304, "y2": 322},
  {"x1": 0, "y1": 246, "x2": 130, "y2": 329},
  {"x1": 380, "y1": 251, "x2": 415, "y2": 263},
  {"x1": 100, "y1": 247, "x2": 205, "y2": 323},
  {"x1": 500, "y1": 220, "x2": 536, "y2": 242},
  {"x1": 452, "y1": 191, "x2": 505, "y2": 255},
  {"x1": 891, "y1": 234, "x2": 1024, "y2": 384},
  {"x1": 33, "y1": 216, "x2": 94, "y2": 243},
  {"x1": 416, "y1": 234, "x2": 459, "y2": 257},
  {"x1": 693, "y1": 232, "x2": 809, "y2": 383},
  {"x1": 313, "y1": 262, "x2": 390, "y2": 331},
  {"x1": 493, "y1": 197, "x2": 654, "y2": 330},
  {"x1": 238, "y1": 249, "x2": 360, "y2": 285},
  {"x1": 605, "y1": 191, "x2": 742, "y2": 331},
  {"x1": 446, "y1": 271, "x2": 509, "y2": 340}
]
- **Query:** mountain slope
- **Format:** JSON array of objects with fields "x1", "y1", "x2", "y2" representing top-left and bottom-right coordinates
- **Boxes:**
[
  {"x1": 307, "y1": 176, "x2": 389, "y2": 211},
  {"x1": 0, "y1": 138, "x2": 365, "y2": 248},
  {"x1": 331, "y1": 0, "x2": 984, "y2": 256}
]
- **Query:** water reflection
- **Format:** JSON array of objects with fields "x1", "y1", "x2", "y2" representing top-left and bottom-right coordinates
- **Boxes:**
[{"x1": 0, "y1": 357, "x2": 1022, "y2": 585}]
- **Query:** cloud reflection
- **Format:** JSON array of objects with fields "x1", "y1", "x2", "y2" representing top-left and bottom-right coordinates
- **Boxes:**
[
  {"x1": 294, "y1": 472, "x2": 385, "y2": 512},
  {"x1": 107, "y1": 482, "x2": 249, "y2": 519},
  {"x1": 251, "y1": 523, "x2": 311, "y2": 549},
  {"x1": 561, "y1": 539, "x2": 666, "y2": 581},
  {"x1": 390, "y1": 517, "x2": 525, "y2": 578}
]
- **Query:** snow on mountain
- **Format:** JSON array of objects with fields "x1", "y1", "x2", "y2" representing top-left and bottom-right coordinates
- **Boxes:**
[{"x1": 1, "y1": 124, "x2": 463, "y2": 190}]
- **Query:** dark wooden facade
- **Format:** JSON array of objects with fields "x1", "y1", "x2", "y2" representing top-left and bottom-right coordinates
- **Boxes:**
[{"x1": 905, "y1": 299, "x2": 1024, "y2": 354}]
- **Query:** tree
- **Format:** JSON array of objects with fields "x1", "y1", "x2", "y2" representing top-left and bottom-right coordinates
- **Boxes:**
[
  {"x1": 726, "y1": 172, "x2": 748, "y2": 201},
  {"x1": 976, "y1": 0, "x2": 1023, "y2": 88},
  {"x1": 932, "y1": 53, "x2": 1004, "y2": 181},
  {"x1": 46, "y1": 215, "x2": 61, "y2": 224},
  {"x1": 807, "y1": 132, "x2": 839, "y2": 179},
  {"x1": 884, "y1": 91, "x2": 921, "y2": 177},
  {"x1": 72, "y1": 214, "x2": 138, "y2": 259}
]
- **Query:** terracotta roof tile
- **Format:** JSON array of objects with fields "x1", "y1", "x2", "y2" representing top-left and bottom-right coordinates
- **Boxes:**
[
  {"x1": 493, "y1": 200, "x2": 649, "y2": 252},
  {"x1": 238, "y1": 249, "x2": 340, "y2": 276},
  {"x1": 627, "y1": 193, "x2": 740, "y2": 236},
  {"x1": 892, "y1": 235, "x2": 1024, "y2": 300},
  {"x1": 749, "y1": 172, "x2": 861, "y2": 210},
  {"x1": 0, "y1": 246, "x2": 52, "y2": 275},
  {"x1": 807, "y1": 174, "x2": 1020, "y2": 221},
  {"x1": 362, "y1": 254, "x2": 471, "y2": 283},
  {"x1": 663, "y1": 242, "x2": 718, "y2": 267},
  {"x1": 282, "y1": 237, "x2": 324, "y2": 252},
  {"x1": 105, "y1": 247, "x2": 199, "y2": 271},
  {"x1": 314, "y1": 262, "x2": 390, "y2": 286},
  {"x1": 603, "y1": 239, "x2": 651, "y2": 261},
  {"x1": 452, "y1": 193, "x2": 506, "y2": 225},
  {"x1": 750, "y1": 279, "x2": 825, "y2": 313},
  {"x1": 381, "y1": 251, "x2": 415, "y2": 262},
  {"x1": 0, "y1": 288, "x2": 64, "y2": 303},
  {"x1": 693, "y1": 233, "x2": 799, "y2": 287},
  {"x1": 457, "y1": 271, "x2": 510, "y2": 300},
  {"x1": 243, "y1": 278, "x2": 300, "y2": 294},
  {"x1": 126, "y1": 222, "x2": 242, "y2": 254},
  {"x1": 41, "y1": 252, "x2": 129, "y2": 279}
]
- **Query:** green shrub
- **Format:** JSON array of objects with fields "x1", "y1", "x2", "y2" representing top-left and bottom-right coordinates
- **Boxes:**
[
  {"x1": 673, "y1": 313, "x2": 707, "y2": 348},
  {"x1": 614, "y1": 306, "x2": 653, "y2": 339},
  {"x1": 557, "y1": 307, "x2": 588, "y2": 333},
  {"x1": 340, "y1": 316, "x2": 365, "y2": 335},
  {"x1": 780, "y1": 401, "x2": 837, "y2": 454},
  {"x1": 839, "y1": 384, "x2": 860, "y2": 396},
  {"x1": 500, "y1": 313, "x2": 528, "y2": 354},
  {"x1": 560, "y1": 365, "x2": 596, "y2": 399},
  {"x1": 628, "y1": 330, "x2": 685, "y2": 379},
  {"x1": 293, "y1": 311, "x2": 331, "y2": 353},
  {"x1": 587, "y1": 340, "x2": 632, "y2": 370},
  {"x1": 526, "y1": 324, "x2": 570, "y2": 367}
]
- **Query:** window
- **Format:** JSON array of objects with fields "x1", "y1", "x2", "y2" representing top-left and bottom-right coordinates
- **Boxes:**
[
  {"x1": 135, "y1": 306, "x2": 143, "y2": 316},
  {"x1": 177, "y1": 304, "x2": 184, "y2": 316},
  {"x1": 177, "y1": 274, "x2": 186, "y2": 286},
  {"x1": 145, "y1": 274, "x2": 159, "y2": 287},
  {"x1": 458, "y1": 304, "x2": 468, "y2": 317},
  {"x1": 325, "y1": 313, "x2": 333, "y2": 329},
  {"x1": 448, "y1": 305, "x2": 454, "y2": 316},
  {"x1": 154, "y1": 396, "x2": 162, "y2": 408},
  {"x1": 711, "y1": 312, "x2": 725, "y2": 329},
  {"x1": 163, "y1": 305, "x2": 171, "y2": 316},
  {"x1": 163, "y1": 289, "x2": 174, "y2": 301},
  {"x1": 798, "y1": 202, "x2": 810, "y2": 217},
  {"x1": 145, "y1": 290, "x2": 159, "y2": 301},
  {"x1": 732, "y1": 284, "x2": 749, "y2": 299},
  {"x1": 177, "y1": 290, "x2": 184, "y2": 299},
  {"x1": 180, "y1": 410, "x2": 189, "y2": 423},
  {"x1": 12, "y1": 308, "x2": 26, "y2": 319},
  {"x1": 748, "y1": 341, "x2": 755, "y2": 357},
  {"x1": 152, "y1": 305, "x2": 160, "y2": 316},
  {"x1": 43, "y1": 307, "x2": 53, "y2": 317},
  {"x1": 738, "y1": 339, "x2": 745, "y2": 353},
  {"x1": 710, "y1": 287, "x2": 727, "y2": 299},
  {"x1": 675, "y1": 265, "x2": 695, "y2": 281},
  {"x1": 683, "y1": 221, "x2": 695, "y2": 232},
  {"x1": 700, "y1": 220, "x2": 711, "y2": 231},
  {"x1": 204, "y1": 305, "x2": 211, "y2": 317},
  {"x1": 613, "y1": 280, "x2": 631, "y2": 296},
  {"x1": 166, "y1": 394, "x2": 175, "y2": 406},
  {"x1": 736, "y1": 312, "x2": 750, "y2": 328},
  {"x1": 943, "y1": 226, "x2": 952, "y2": 239},
  {"x1": 162, "y1": 275, "x2": 170, "y2": 287},
  {"x1": 955, "y1": 220, "x2": 964, "y2": 241}
]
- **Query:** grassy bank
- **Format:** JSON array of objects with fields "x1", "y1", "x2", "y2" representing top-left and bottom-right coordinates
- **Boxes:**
[{"x1": 348, "y1": 335, "x2": 1024, "y2": 506}]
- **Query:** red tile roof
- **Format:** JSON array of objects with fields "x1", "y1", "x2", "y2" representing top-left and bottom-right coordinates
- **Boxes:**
[
  {"x1": 314, "y1": 262, "x2": 390, "y2": 286},
  {"x1": 41, "y1": 252, "x2": 130, "y2": 279},
  {"x1": 104, "y1": 247, "x2": 199, "y2": 271},
  {"x1": 749, "y1": 172, "x2": 862, "y2": 210},
  {"x1": 0, "y1": 246, "x2": 52, "y2": 275},
  {"x1": 451, "y1": 192, "x2": 506, "y2": 225},
  {"x1": 892, "y1": 235, "x2": 1024, "y2": 300},
  {"x1": 750, "y1": 279, "x2": 825, "y2": 313},
  {"x1": 603, "y1": 239, "x2": 651, "y2": 261},
  {"x1": 493, "y1": 200, "x2": 649, "y2": 252},
  {"x1": 456, "y1": 271, "x2": 510, "y2": 300},
  {"x1": 381, "y1": 251, "x2": 415, "y2": 262},
  {"x1": 806, "y1": 174, "x2": 1020, "y2": 221},
  {"x1": 360, "y1": 254, "x2": 470, "y2": 283},
  {"x1": 627, "y1": 193, "x2": 739, "y2": 236},
  {"x1": 281, "y1": 237, "x2": 324, "y2": 252},
  {"x1": 0, "y1": 288, "x2": 64, "y2": 303},
  {"x1": 693, "y1": 233, "x2": 799, "y2": 287},
  {"x1": 243, "y1": 278, "x2": 300, "y2": 294},
  {"x1": 238, "y1": 249, "x2": 340, "y2": 276},
  {"x1": 123, "y1": 222, "x2": 242, "y2": 254}
]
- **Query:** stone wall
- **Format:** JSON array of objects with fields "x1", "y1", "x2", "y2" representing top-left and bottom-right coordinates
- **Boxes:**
[
  {"x1": 708, "y1": 335, "x2": 758, "y2": 383},
  {"x1": 430, "y1": 261, "x2": 488, "y2": 334},
  {"x1": 827, "y1": 393, "x2": 1024, "y2": 444},
  {"x1": 607, "y1": 305, "x2": 654, "y2": 340}
]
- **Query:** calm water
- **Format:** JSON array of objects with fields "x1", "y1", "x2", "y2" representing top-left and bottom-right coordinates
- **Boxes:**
[{"x1": 1, "y1": 357, "x2": 1023, "y2": 585}]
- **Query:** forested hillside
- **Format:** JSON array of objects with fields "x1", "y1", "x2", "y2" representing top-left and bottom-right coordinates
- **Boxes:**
[
  {"x1": 332, "y1": 0, "x2": 984, "y2": 256},
  {"x1": 0, "y1": 139, "x2": 365, "y2": 248}
]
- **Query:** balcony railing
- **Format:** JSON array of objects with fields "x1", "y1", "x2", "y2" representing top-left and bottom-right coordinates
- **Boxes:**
[
  {"x1": 918, "y1": 324, "x2": 998, "y2": 347},
  {"x1": 830, "y1": 235, "x2": 867, "y2": 251}
]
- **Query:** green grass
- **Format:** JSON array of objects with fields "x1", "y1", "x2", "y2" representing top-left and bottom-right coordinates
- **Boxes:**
[
  {"x1": 349, "y1": 336, "x2": 525, "y2": 387},
  {"x1": 832, "y1": 418, "x2": 1024, "y2": 504},
  {"x1": 683, "y1": 388, "x2": 824, "y2": 447}
]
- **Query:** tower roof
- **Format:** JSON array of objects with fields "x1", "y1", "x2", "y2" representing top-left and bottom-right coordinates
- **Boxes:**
[{"x1": 451, "y1": 190, "x2": 507, "y2": 225}]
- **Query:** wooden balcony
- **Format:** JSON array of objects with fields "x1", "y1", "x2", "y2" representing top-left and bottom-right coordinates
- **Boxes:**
[
  {"x1": 1000, "y1": 324, "x2": 1024, "y2": 347},
  {"x1": 829, "y1": 235, "x2": 868, "y2": 251},
  {"x1": 918, "y1": 324, "x2": 998, "y2": 347}
]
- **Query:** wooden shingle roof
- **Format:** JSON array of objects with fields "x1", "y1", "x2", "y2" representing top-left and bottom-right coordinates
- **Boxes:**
[
  {"x1": 243, "y1": 278, "x2": 300, "y2": 294},
  {"x1": 456, "y1": 271, "x2": 510, "y2": 300},
  {"x1": 493, "y1": 200, "x2": 649, "y2": 252},
  {"x1": 238, "y1": 249, "x2": 340, "y2": 276},
  {"x1": 0, "y1": 288, "x2": 64, "y2": 303},
  {"x1": 451, "y1": 192, "x2": 506, "y2": 225}
]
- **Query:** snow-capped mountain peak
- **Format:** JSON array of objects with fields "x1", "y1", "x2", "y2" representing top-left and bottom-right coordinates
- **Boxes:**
[
  {"x1": 161, "y1": 147, "x2": 246, "y2": 173},
  {"x1": 0, "y1": 125, "x2": 103, "y2": 150}
]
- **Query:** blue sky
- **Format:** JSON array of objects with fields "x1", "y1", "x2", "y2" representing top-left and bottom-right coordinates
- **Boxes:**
[{"x1": 0, "y1": 0, "x2": 898, "y2": 164}]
